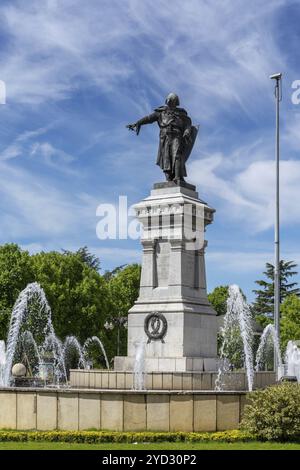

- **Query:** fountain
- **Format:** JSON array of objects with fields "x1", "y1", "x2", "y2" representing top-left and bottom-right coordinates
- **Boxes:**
[
  {"x1": 0, "y1": 282, "x2": 109, "y2": 388},
  {"x1": 255, "y1": 324, "x2": 282, "y2": 372},
  {"x1": 133, "y1": 338, "x2": 146, "y2": 390},
  {"x1": 0, "y1": 276, "x2": 292, "y2": 431},
  {"x1": 1, "y1": 279, "x2": 296, "y2": 393},
  {"x1": 20, "y1": 330, "x2": 42, "y2": 373},
  {"x1": 0, "y1": 340, "x2": 5, "y2": 385},
  {"x1": 63, "y1": 336, "x2": 86, "y2": 371},
  {"x1": 215, "y1": 285, "x2": 254, "y2": 391},
  {"x1": 284, "y1": 340, "x2": 300, "y2": 381},
  {"x1": 215, "y1": 288, "x2": 300, "y2": 390},
  {"x1": 83, "y1": 336, "x2": 110, "y2": 370},
  {"x1": 1, "y1": 283, "x2": 65, "y2": 387}
]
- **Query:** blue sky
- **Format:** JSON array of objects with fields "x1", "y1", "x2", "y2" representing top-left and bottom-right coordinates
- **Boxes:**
[{"x1": 0, "y1": 0, "x2": 299, "y2": 301}]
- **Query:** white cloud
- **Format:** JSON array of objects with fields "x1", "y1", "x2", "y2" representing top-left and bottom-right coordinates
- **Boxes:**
[
  {"x1": 283, "y1": 112, "x2": 300, "y2": 150},
  {"x1": 16, "y1": 127, "x2": 49, "y2": 143},
  {"x1": 30, "y1": 142, "x2": 76, "y2": 172},
  {"x1": 207, "y1": 251, "x2": 274, "y2": 273},
  {"x1": 0, "y1": 144, "x2": 22, "y2": 161},
  {"x1": 91, "y1": 246, "x2": 141, "y2": 265},
  {"x1": 189, "y1": 154, "x2": 258, "y2": 208},
  {"x1": 0, "y1": 0, "x2": 288, "y2": 119},
  {"x1": 235, "y1": 159, "x2": 300, "y2": 230},
  {"x1": 0, "y1": 0, "x2": 134, "y2": 104},
  {"x1": 207, "y1": 249, "x2": 300, "y2": 273},
  {"x1": 0, "y1": 127, "x2": 49, "y2": 161},
  {"x1": 126, "y1": 0, "x2": 287, "y2": 120},
  {"x1": 189, "y1": 152, "x2": 300, "y2": 231},
  {"x1": 0, "y1": 126, "x2": 77, "y2": 174},
  {"x1": 0, "y1": 161, "x2": 94, "y2": 239}
]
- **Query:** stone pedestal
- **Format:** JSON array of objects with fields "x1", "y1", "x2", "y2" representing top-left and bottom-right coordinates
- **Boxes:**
[{"x1": 115, "y1": 182, "x2": 218, "y2": 372}]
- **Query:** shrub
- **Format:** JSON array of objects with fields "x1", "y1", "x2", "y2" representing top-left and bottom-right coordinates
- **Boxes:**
[
  {"x1": 0, "y1": 430, "x2": 254, "y2": 443},
  {"x1": 241, "y1": 383, "x2": 300, "y2": 441}
]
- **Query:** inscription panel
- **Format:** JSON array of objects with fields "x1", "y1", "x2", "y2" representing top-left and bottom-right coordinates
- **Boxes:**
[{"x1": 155, "y1": 240, "x2": 170, "y2": 287}]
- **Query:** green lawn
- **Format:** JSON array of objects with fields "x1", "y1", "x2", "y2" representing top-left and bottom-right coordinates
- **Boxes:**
[{"x1": 1, "y1": 441, "x2": 300, "y2": 450}]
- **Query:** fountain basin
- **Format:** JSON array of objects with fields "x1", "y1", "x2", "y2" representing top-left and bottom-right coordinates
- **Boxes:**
[
  {"x1": 70, "y1": 369, "x2": 276, "y2": 391},
  {"x1": 0, "y1": 386, "x2": 248, "y2": 432}
]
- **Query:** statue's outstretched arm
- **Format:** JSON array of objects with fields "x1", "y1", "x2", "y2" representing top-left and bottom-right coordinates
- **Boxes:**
[{"x1": 127, "y1": 112, "x2": 158, "y2": 135}]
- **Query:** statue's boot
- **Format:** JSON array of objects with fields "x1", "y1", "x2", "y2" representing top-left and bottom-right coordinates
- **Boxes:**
[
  {"x1": 174, "y1": 158, "x2": 185, "y2": 185},
  {"x1": 164, "y1": 171, "x2": 173, "y2": 182}
]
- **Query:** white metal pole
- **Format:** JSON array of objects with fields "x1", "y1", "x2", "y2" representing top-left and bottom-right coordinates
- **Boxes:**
[{"x1": 270, "y1": 73, "x2": 282, "y2": 377}]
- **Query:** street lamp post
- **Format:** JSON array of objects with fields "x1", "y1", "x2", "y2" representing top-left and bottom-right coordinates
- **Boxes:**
[
  {"x1": 270, "y1": 72, "x2": 282, "y2": 377},
  {"x1": 104, "y1": 316, "x2": 128, "y2": 356}
]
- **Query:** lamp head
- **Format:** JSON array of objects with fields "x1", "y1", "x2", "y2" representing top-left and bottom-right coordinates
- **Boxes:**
[{"x1": 270, "y1": 73, "x2": 282, "y2": 80}]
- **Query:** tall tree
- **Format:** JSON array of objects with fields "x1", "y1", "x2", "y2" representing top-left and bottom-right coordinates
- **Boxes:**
[
  {"x1": 253, "y1": 260, "x2": 300, "y2": 324},
  {"x1": 30, "y1": 250, "x2": 110, "y2": 344},
  {"x1": 106, "y1": 264, "x2": 141, "y2": 317},
  {"x1": 63, "y1": 246, "x2": 101, "y2": 271},
  {"x1": 207, "y1": 285, "x2": 229, "y2": 316},
  {"x1": 0, "y1": 244, "x2": 34, "y2": 339},
  {"x1": 0, "y1": 244, "x2": 145, "y2": 366},
  {"x1": 280, "y1": 295, "x2": 300, "y2": 350},
  {"x1": 104, "y1": 264, "x2": 141, "y2": 358}
]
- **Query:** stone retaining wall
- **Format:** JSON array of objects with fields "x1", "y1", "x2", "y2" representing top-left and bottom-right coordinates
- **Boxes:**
[
  {"x1": 0, "y1": 388, "x2": 247, "y2": 432},
  {"x1": 70, "y1": 370, "x2": 276, "y2": 391}
]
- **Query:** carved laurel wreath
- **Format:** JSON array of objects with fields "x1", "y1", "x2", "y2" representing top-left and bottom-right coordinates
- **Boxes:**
[{"x1": 144, "y1": 312, "x2": 168, "y2": 343}]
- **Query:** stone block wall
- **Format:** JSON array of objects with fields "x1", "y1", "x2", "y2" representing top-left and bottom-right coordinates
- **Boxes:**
[
  {"x1": 0, "y1": 387, "x2": 248, "y2": 432},
  {"x1": 70, "y1": 370, "x2": 276, "y2": 391}
]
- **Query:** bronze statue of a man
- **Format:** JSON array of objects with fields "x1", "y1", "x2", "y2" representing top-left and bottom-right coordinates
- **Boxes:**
[{"x1": 127, "y1": 93, "x2": 198, "y2": 184}]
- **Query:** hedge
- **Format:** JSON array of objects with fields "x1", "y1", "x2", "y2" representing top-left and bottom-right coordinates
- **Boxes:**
[
  {"x1": 0, "y1": 430, "x2": 254, "y2": 443},
  {"x1": 241, "y1": 383, "x2": 300, "y2": 441}
]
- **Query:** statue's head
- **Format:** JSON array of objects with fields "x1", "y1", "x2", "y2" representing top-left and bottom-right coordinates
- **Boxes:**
[{"x1": 165, "y1": 93, "x2": 180, "y2": 108}]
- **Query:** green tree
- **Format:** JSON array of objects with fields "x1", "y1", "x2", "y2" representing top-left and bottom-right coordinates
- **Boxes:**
[
  {"x1": 104, "y1": 264, "x2": 141, "y2": 358},
  {"x1": 207, "y1": 285, "x2": 229, "y2": 316},
  {"x1": 30, "y1": 250, "x2": 110, "y2": 347},
  {"x1": 106, "y1": 264, "x2": 141, "y2": 317},
  {"x1": 253, "y1": 260, "x2": 300, "y2": 325},
  {"x1": 280, "y1": 295, "x2": 300, "y2": 350},
  {"x1": 0, "y1": 244, "x2": 142, "y2": 367},
  {"x1": 63, "y1": 246, "x2": 100, "y2": 271},
  {"x1": 0, "y1": 244, "x2": 34, "y2": 339}
]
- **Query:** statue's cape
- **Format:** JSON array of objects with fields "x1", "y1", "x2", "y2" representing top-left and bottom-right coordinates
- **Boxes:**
[
  {"x1": 182, "y1": 126, "x2": 198, "y2": 162},
  {"x1": 153, "y1": 106, "x2": 197, "y2": 161}
]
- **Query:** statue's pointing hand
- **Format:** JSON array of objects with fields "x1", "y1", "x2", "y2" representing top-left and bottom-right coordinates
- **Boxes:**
[{"x1": 126, "y1": 123, "x2": 141, "y2": 135}]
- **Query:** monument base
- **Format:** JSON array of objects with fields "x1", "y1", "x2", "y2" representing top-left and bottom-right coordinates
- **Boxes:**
[
  {"x1": 119, "y1": 182, "x2": 218, "y2": 374},
  {"x1": 114, "y1": 355, "x2": 217, "y2": 372}
]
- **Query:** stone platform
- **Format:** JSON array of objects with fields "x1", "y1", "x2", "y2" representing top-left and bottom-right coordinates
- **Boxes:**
[
  {"x1": 114, "y1": 356, "x2": 217, "y2": 372},
  {"x1": 70, "y1": 369, "x2": 276, "y2": 391}
]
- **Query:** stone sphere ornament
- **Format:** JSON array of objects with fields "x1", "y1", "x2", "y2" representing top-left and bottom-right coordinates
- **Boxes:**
[{"x1": 11, "y1": 363, "x2": 26, "y2": 377}]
